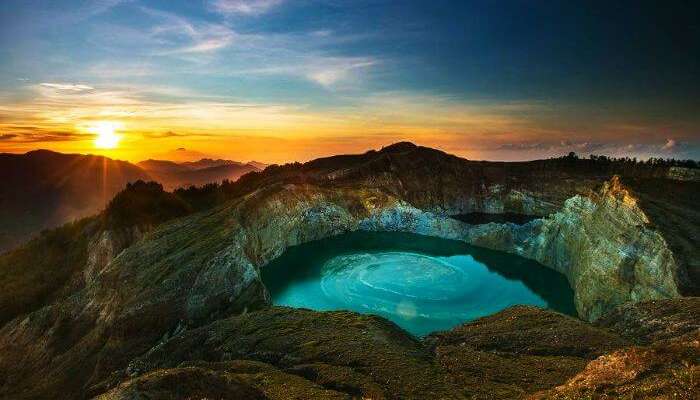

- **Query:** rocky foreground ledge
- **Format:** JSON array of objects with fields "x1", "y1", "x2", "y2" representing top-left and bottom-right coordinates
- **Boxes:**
[
  {"x1": 0, "y1": 143, "x2": 697, "y2": 399},
  {"x1": 96, "y1": 299, "x2": 699, "y2": 399}
]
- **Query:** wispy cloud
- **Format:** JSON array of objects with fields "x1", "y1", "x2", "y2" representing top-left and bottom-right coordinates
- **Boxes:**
[
  {"x1": 210, "y1": 0, "x2": 284, "y2": 16},
  {"x1": 235, "y1": 56, "x2": 379, "y2": 88},
  {"x1": 164, "y1": 34, "x2": 234, "y2": 55},
  {"x1": 83, "y1": 0, "x2": 132, "y2": 17},
  {"x1": 308, "y1": 59, "x2": 378, "y2": 87},
  {"x1": 142, "y1": 7, "x2": 237, "y2": 55},
  {"x1": 40, "y1": 83, "x2": 94, "y2": 92},
  {"x1": 141, "y1": 130, "x2": 217, "y2": 139},
  {"x1": 87, "y1": 7, "x2": 238, "y2": 58},
  {"x1": 0, "y1": 129, "x2": 93, "y2": 143},
  {"x1": 71, "y1": 4, "x2": 381, "y2": 87}
]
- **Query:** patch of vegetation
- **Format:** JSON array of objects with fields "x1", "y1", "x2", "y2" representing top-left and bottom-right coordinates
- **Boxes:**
[
  {"x1": 172, "y1": 164, "x2": 306, "y2": 212},
  {"x1": 103, "y1": 180, "x2": 192, "y2": 229},
  {"x1": 0, "y1": 217, "x2": 98, "y2": 326},
  {"x1": 174, "y1": 182, "x2": 228, "y2": 211},
  {"x1": 550, "y1": 151, "x2": 698, "y2": 171}
]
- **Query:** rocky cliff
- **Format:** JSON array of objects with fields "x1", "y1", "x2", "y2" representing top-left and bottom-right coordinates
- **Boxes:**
[
  {"x1": 0, "y1": 143, "x2": 697, "y2": 399},
  {"x1": 467, "y1": 176, "x2": 681, "y2": 320}
]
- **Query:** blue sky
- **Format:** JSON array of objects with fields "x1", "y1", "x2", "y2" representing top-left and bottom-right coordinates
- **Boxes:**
[{"x1": 0, "y1": 0, "x2": 698, "y2": 162}]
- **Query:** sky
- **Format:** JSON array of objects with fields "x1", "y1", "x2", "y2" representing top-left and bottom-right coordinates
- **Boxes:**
[{"x1": 0, "y1": 0, "x2": 698, "y2": 163}]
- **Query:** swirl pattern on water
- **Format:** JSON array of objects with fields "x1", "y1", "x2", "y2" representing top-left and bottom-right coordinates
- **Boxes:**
[
  {"x1": 321, "y1": 252, "x2": 468, "y2": 302},
  {"x1": 263, "y1": 232, "x2": 576, "y2": 337},
  {"x1": 319, "y1": 252, "x2": 545, "y2": 325}
]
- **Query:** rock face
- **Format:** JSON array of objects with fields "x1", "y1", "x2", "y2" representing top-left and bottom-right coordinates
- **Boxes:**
[
  {"x1": 347, "y1": 176, "x2": 681, "y2": 321},
  {"x1": 84, "y1": 227, "x2": 146, "y2": 285},
  {"x1": 223, "y1": 173, "x2": 680, "y2": 322},
  {"x1": 0, "y1": 143, "x2": 697, "y2": 399},
  {"x1": 471, "y1": 176, "x2": 680, "y2": 320}
]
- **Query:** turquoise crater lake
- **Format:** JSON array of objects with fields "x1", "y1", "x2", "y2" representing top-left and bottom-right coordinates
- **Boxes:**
[{"x1": 263, "y1": 232, "x2": 576, "y2": 336}]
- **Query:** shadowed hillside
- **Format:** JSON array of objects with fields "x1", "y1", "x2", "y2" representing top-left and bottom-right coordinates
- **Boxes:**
[
  {"x1": 0, "y1": 151, "x2": 266, "y2": 253},
  {"x1": 0, "y1": 150, "x2": 148, "y2": 253}
]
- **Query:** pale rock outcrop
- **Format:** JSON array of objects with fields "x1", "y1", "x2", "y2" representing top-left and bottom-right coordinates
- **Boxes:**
[
  {"x1": 516, "y1": 177, "x2": 680, "y2": 320},
  {"x1": 355, "y1": 176, "x2": 680, "y2": 321}
]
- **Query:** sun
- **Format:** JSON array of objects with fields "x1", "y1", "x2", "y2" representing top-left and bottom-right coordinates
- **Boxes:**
[{"x1": 90, "y1": 122, "x2": 122, "y2": 149}]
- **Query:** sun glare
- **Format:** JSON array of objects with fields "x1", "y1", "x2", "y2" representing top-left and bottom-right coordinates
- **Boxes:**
[{"x1": 91, "y1": 122, "x2": 122, "y2": 149}]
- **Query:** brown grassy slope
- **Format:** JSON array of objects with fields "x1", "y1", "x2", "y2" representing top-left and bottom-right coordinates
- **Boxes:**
[{"x1": 626, "y1": 178, "x2": 700, "y2": 296}]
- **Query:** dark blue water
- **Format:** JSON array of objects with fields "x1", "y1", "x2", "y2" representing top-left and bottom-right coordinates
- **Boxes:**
[{"x1": 263, "y1": 232, "x2": 576, "y2": 336}]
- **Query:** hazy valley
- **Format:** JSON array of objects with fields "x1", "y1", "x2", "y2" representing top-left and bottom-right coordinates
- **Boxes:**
[{"x1": 0, "y1": 150, "x2": 265, "y2": 253}]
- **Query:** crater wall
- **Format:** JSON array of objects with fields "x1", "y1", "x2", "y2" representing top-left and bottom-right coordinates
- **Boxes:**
[
  {"x1": 358, "y1": 177, "x2": 680, "y2": 320},
  {"x1": 236, "y1": 174, "x2": 680, "y2": 322}
]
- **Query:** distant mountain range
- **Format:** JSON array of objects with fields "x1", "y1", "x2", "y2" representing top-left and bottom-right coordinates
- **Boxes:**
[
  {"x1": 137, "y1": 158, "x2": 266, "y2": 190},
  {"x1": 0, "y1": 150, "x2": 267, "y2": 252}
]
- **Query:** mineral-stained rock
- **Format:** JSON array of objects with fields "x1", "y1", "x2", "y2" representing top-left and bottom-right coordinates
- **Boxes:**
[
  {"x1": 507, "y1": 176, "x2": 682, "y2": 321},
  {"x1": 357, "y1": 176, "x2": 682, "y2": 321}
]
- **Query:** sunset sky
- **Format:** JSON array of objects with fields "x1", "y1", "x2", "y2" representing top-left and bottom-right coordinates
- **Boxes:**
[{"x1": 1, "y1": 0, "x2": 698, "y2": 163}]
